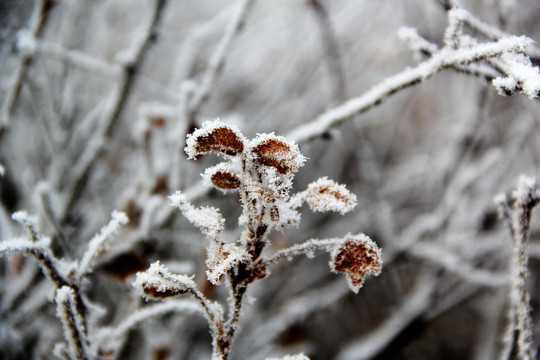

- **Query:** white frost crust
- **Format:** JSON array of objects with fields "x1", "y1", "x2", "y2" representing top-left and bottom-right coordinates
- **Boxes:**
[
  {"x1": 248, "y1": 132, "x2": 306, "y2": 174},
  {"x1": 201, "y1": 160, "x2": 243, "y2": 193},
  {"x1": 169, "y1": 191, "x2": 224, "y2": 240},
  {"x1": 78, "y1": 210, "x2": 129, "y2": 277},
  {"x1": 266, "y1": 354, "x2": 310, "y2": 360},
  {"x1": 133, "y1": 261, "x2": 197, "y2": 300},
  {"x1": 305, "y1": 177, "x2": 357, "y2": 215},
  {"x1": 184, "y1": 119, "x2": 246, "y2": 159},
  {"x1": 206, "y1": 242, "x2": 249, "y2": 285}
]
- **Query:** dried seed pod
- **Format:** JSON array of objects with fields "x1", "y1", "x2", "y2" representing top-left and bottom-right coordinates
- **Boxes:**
[
  {"x1": 250, "y1": 134, "x2": 305, "y2": 174},
  {"x1": 330, "y1": 233, "x2": 381, "y2": 293},
  {"x1": 185, "y1": 120, "x2": 246, "y2": 159},
  {"x1": 133, "y1": 262, "x2": 196, "y2": 299},
  {"x1": 202, "y1": 163, "x2": 241, "y2": 191},
  {"x1": 305, "y1": 177, "x2": 357, "y2": 215},
  {"x1": 211, "y1": 171, "x2": 240, "y2": 189}
]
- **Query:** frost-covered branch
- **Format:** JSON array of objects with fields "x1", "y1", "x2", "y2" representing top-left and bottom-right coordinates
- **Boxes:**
[
  {"x1": 0, "y1": 0, "x2": 53, "y2": 129},
  {"x1": 266, "y1": 238, "x2": 342, "y2": 264},
  {"x1": 496, "y1": 176, "x2": 539, "y2": 360},
  {"x1": 61, "y1": 0, "x2": 168, "y2": 221},
  {"x1": 0, "y1": 236, "x2": 68, "y2": 288},
  {"x1": 287, "y1": 8, "x2": 539, "y2": 143},
  {"x1": 308, "y1": 0, "x2": 347, "y2": 103},
  {"x1": 187, "y1": 0, "x2": 255, "y2": 121},
  {"x1": 77, "y1": 211, "x2": 129, "y2": 280},
  {"x1": 55, "y1": 286, "x2": 90, "y2": 360},
  {"x1": 133, "y1": 121, "x2": 382, "y2": 359},
  {"x1": 95, "y1": 299, "x2": 204, "y2": 353}
]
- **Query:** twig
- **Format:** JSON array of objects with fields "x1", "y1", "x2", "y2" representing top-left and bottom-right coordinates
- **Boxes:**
[
  {"x1": 497, "y1": 176, "x2": 539, "y2": 360},
  {"x1": 287, "y1": 35, "x2": 532, "y2": 143},
  {"x1": 61, "y1": 0, "x2": 168, "y2": 221},
  {"x1": 308, "y1": 0, "x2": 347, "y2": 104},
  {"x1": 265, "y1": 238, "x2": 341, "y2": 265},
  {"x1": 0, "y1": 0, "x2": 54, "y2": 129},
  {"x1": 97, "y1": 300, "x2": 204, "y2": 345},
  {"x1": 186, "y1": 0, "x2": 255, "y2": 123},
  {"x1": 55, "y1": 286, "x2": 90, "y2": 360}
]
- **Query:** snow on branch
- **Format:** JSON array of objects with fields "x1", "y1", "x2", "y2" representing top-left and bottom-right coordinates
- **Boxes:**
[
  {"x1": 266, "y1": 238, "x2": 342, "y2": 264},
  {"x1": 1, "y1": 213, "x2": 70, "y2": 289},
  {"x1": 77, "y1": 210, "x2": 128, "y2": 279},
  {"x1": 95, "y1": 300, "x2": 204, "y2": 354},
  {"x1": 133, "y1": 261, "x2": 197, "y2": 300},
  {"x1": 0, "y1": 0, "x2": 52, "y2": 128},
  {"x1": 151, "y1": 122, "x2": 382, "y2": 358},
  {"x1": 266, "y1": 233, "x2": 382, "y2": 294},
  {"x1": 287, "y1": 8, "x2": 539, "y2": 144},
  {"x1": 169, "y1": 191, "x2": 225, "y2": 240},
  {"x1": 187, "y1": 0, "x2": 255, "y2": 120},
  {"x1": 55, "y1": 286, "x2": 90, "y2": 360},
  {"x1": 496, "y1": 175, "x2": 539, "y2": 360},
  {"x1": 266, "y1": 354, "x2": 310, "y2": 360}
]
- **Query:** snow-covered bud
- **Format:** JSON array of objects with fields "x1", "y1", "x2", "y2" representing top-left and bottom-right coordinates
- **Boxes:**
[
  {"x1": 250, "y1": 134, "x2": 305, "y2": 174},
  {"x1": 134, "y1": 261, "x2": 197, "y2": 300},
  {"x1": 185, "y1": 120, "x2": 246, "y2": 159},
  {"x1": 330, "y1": 233, "x2": 382, "y2": 293},
  {"x1": 305, "y1": 177, "x2": 357, "y2": 215}
]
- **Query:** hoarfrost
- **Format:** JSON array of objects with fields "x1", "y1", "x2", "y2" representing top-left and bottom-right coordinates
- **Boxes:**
[{"x1": 169, "y1": 191, "x2": 225, "y2": 240}]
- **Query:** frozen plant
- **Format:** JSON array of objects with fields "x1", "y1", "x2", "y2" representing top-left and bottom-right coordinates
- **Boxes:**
[
  {"x1": 133, "y1": 120, "x2": 382, "y2": 359},
  {"x1": 0, "y1": 210, "x2": 129, "y2": 359}
]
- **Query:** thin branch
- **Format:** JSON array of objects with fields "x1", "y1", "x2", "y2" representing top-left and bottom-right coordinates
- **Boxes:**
[
  {"x1": 287, "y1": 35, "x2": 532, "y2": 143},
  {"x1": 55, "y1": 286, "x2": 90, "y2": 360},
  {"x1": 61, "y1": 0, "x2": 168, "y2": 221},
  {"x1": 0, "y1": 0, "x2": 54, "y2": 129},
  {"x1": 308, "y1": 0, "x2": 347, "y2": 103},
  {"x1": 265, "y1": 238, "x2": 341, "y2": 265},
  {"x1": 187, "y1": 0, "x2": 255, "y2": 122},
  {"x1": 497, "y1": 176, "x2": 539, "y2": 360},
  {"x1": 96, "y1": 300, "x2": 204, "y2": 348},
  {"x1": 77, "y1": 210, "x2": 128, "y2": 280}
]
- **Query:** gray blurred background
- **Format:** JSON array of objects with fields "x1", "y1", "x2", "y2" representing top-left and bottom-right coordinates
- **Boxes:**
[{"x1": 1, "y1": 0, "x2": 540, "y2": 359}]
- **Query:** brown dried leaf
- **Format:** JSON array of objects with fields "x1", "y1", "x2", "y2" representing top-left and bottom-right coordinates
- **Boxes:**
[
  {"x1": 250, "y1": 134, "x2": 305, "y2": 174},
  {"x1": 331, "y1": 233, "x2": 382, "y2": 293},
  {"x1": 211, "y1": 170, "x2": 241, "y2": 190},
  {"x1": 141, "y1": 281, "x2": 188, "y2": 299},
  {"x1": 305, "y1": 177, "x2": 357, "y2": 215},
  {"x1": 185, "y1": 121, "x2": 245, "y2": 159}
]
